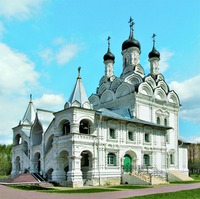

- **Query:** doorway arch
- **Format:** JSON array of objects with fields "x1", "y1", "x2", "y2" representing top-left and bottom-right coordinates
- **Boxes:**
[
  {"x1": 123, "y1": 151, "x2": 137, "y2": 172},
  {"x1": 80, "y1": 150, "x2": 92, "y2": 179},
  {"x1": 124, "y1": 154, "x2": 132, "y2": 172}
]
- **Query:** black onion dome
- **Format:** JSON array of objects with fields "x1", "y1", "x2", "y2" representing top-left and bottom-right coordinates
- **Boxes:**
[
  {"x1": 103, "y1": 49, "x2": 115, "y2": 61},
  {"x1": 122, "y1": 37, "x2": 141, "y2": 51},
  {"x1": 148, "y1": 47, "x2": 160, "y2": 59}
]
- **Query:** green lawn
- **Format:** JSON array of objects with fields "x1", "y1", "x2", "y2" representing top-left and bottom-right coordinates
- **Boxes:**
[
  {"x1": 170, "y1": 174, "x2": 200, "y2": 184},
  {"x1": 190, "y1": 174, "x2": 200, "y2": 181},
  {"x1": 109, "y1": 185, "x2": 152, "y2": 189},
  {"x1": 0, "y1": 175, "x2": 8, "y2": 179},
  {"x1": 9, "y1": 184, "x2": 152, "y2": 193},
  {"x1": 8, "y1": 183, "x2": 200, "y2": 198},
  {"x1": 123, "y1": 188, "x2": 200, "y2": 199}
]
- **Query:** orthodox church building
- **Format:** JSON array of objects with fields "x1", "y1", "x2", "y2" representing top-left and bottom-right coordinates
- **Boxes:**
[{"x1": 11, "y1": 18, "x2": 190, "y2": 187}]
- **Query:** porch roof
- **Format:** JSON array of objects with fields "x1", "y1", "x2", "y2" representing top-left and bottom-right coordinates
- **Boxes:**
[{"x1": 96, "y1": 108, "x2": 172, "y2": 130}]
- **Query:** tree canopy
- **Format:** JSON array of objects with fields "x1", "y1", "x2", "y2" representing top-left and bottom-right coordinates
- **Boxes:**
[{"x1": 0, "y1": 144, "x2": 12, "y2": 176}]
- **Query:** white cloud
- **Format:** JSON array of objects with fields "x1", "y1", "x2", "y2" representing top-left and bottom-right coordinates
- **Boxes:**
[
  {"x1": 0, "y1": 0, "x2": 46, "y2": 20},
  {"x1": 0, "y1": 42, "x2": 40, "y2": 144},
  {"x1": 170, "y1": 75, "x2": 200, "y2": 123},
  {"x1": 0, "y1": 21, "x2": 5, "y2": 39},
  {"x1": 159, "y1": 48, "x2": 174, "y2": 73},
  {"x1": 188, "y1": 136, "x2": 200, "y2": 144},
  {"x1": 0, "y1": 42, "x2": 39, "y2": 95},
  {"x1": 34, "y1": 93, "x2": 65, "y2": 111},
  {"x1": 56, "y1": 44, "x2": 79, "y2": 65},
  {"x1": 54, "y1": 37, "x2": 65, "y2": 46},
  {"x1": 39, "y1": 48, "x2": 54, "y2": 64},
  {"x1": 39, "y1": 38, "x2": 80, "y2": 65}
]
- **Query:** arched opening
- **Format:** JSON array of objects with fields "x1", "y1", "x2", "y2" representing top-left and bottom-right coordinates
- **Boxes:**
[
  {"x1": 58, "y1": 150, "x2": 69, "y2": 180},
  {"x1": 32, "y1": 122, "x2": 43, "y2": 146},
  {"x1": 79, "y1": 119, "x2": 90, "y2": 134},
  {"x1": 23, "y1": 141, "x2": 28, "y2": 156},
  {"x1": 81, "y1": 150, "x2": 92, "y2": 180},
  {"x1": 46, "y1": 134, "x2": 54, "y2": 153},
  {"x1": 14, "y1": 134, "x2": 22, "y2": 146},
  {"x1": 123, "y1": 154, "x2": 132, "y2": 172},
  {"x1": 16, "y1": 156, "x2": 21, "y2": 173},
  {"x1": 63, "y1": 120, "x2": 70, "y2": 135},
  {"x1": 46, "y1": 168, "x2": 53, "y2": 181},
  {"x1": 33, "y1": 152, "x2": 41, "y2": 173},
  {"x1": 123, "y1": 151, "x2": 137, "y2": 172}
]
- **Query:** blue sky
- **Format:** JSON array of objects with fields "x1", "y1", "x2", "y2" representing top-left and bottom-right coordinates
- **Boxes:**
[{"x1": 0, "y1": 0, "x2": 200, "y2": 144}]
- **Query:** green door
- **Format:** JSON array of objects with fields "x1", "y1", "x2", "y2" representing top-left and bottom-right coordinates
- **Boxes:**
[{"x1": 123, "y1": 155, "x2": 132, "y2": 172}]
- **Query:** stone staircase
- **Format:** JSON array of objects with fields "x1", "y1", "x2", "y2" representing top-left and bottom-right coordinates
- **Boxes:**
[
  {"x1": 151, "y1": 175, "x2": 169, "y2": 185},
  {"x1": 122, "y1": 168, "x2": 169, "y2": 185},
  {"x1": 11, "y1": 173, "x2": 39, "y2": 183},
  {"x1": 168, "y1": 170, "x2": 194, "y2": 182},
  {"x1": 132, "y1": 172, "x2": 151, "y2": 183},
  {"x1": 132, "y1": 171, "x2": 168, "y2": 185}
]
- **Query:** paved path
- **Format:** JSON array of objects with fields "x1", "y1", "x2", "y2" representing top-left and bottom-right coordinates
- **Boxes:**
[{"x1": 1, "y1": 183, "x2": 200, "y2": 199}]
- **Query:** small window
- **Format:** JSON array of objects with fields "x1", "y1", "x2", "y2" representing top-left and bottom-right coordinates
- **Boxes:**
[
  {"x1": 170, "y1": 154, "x2": 174, "y2": 164},
  {"x1": 145, "y1": 133, "x2": 150, "y2": 142},
  {"x1": 164, "y1": 118, "x2": 168, "y2": 126},
  {"x1": 109, "y1": 128, "x2": 115, "y2": 139},
  {"x1": 157, "y1": 117, "x2": 160, "y2": 125},
  {"x1": 107, "y1": 153, "x2": 116, "y2": 166},
  {"x1": 128, "y1": 131, "x2": 134, "y2": 141},
  {"x1": 166, "y1": 132, "x2": 169, "y2": 143},
  {"x1": 143, "y1": 154, "x2": 150, "y2": 166}
]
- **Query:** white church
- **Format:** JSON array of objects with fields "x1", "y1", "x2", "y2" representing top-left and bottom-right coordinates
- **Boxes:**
[{"x1": 11, "y1": 18, "x2": 191, "y2": 187}]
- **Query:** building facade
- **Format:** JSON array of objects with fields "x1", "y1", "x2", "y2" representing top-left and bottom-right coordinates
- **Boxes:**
[{"x1": 11, "y1": 19, "x2": 189, "y2": 187}]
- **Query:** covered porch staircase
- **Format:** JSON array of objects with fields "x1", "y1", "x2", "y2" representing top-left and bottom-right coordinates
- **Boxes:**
[
  {"x1": 0, "y1": 173, "x2": 52, "y2": 187},
  {"x1": 122, "y1": 168, "x2": 169, "y2": 185}
]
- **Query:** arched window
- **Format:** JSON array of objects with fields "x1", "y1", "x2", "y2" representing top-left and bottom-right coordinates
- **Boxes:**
[
  {"x1": 157, "y1": 117, "x2": 160, "y2": 125},
  {"x1": 107, "y1": 153, "x2": 116, "y2": 166},
  {"x1": 143, "y1": 154, "x2": 150, "y2": 166},
  {"x1": 63, "y1": 121, "x2": 70, "y2": 135},
  {"x1": 79, "y1": 119, "x2": 90, "y2": 134}
]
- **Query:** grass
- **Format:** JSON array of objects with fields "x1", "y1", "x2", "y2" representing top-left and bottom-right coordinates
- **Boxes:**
[
  {"x1": 0, "y1": 175, "x2": 8, "y2": 179},
  {"x1": 170, "y1": 174, "x2": 200, "y2": 184},
  {"x1": 123, "y1": 188, "x2": 200, "y2": 199},
  {"x1": 190, "y1": 174, "x2": 200, "y2": 181},
  {"x1": 8, "y1": 182, "x2": 200, "y2": 196},
  {"x1": 170, "y1": 180, "x2": 199, "y2": 184},
  {"x1": 9, "y1": 185, "x2": 120, "y2": 193},
  {"x1": 8, "y1": 184, "x2": 154, "y2": 194},
  {"x1": 109, "y1": 185, "x2": 152, "y2": 189}
]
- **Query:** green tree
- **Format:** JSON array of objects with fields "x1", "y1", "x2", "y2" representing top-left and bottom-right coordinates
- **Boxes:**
[{"x1": 0, "y1": 144, "x2": 12, "y2": 176}]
